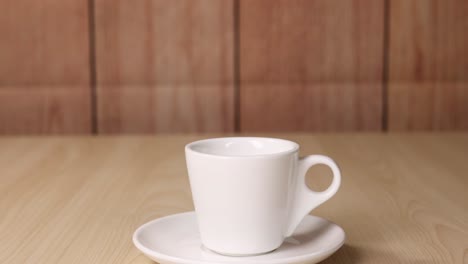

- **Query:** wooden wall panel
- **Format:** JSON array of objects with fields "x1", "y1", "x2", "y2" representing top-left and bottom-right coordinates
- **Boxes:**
[
  {"x1": 0, "y1": 89, "x2": 91, "y2": 134},
  {"x1": 240, "y1": 0, "x2": 384, "y2": 132},
  {"x1": 95, "y1": 0, "x2": 234, "y2": 133},
  {"x1": 0, "y1": 0, "x2": 91, "y2": 134},
  {"x1": 388, "y1": 0, "x2": 468, "y2": 130},
  {"x1": 97, "y1": 85, "x2": 233, "y2": 133}
]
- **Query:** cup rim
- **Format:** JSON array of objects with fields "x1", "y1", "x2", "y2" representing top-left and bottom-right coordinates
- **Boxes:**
[{"x1": 185, "y1": 137, "x2": 300, "y2": 158}]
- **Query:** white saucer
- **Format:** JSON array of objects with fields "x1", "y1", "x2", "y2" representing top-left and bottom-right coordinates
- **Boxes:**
[{"x1": 133, "y1": 212, "x2": 345, "y2": 264}]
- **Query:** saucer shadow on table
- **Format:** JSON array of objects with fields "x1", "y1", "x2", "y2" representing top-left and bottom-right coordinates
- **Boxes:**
[
  {"x1": 318, "y1": 245, "x2": 362, "y2": 264},
  {"x1": 318, "y1": 244, "x2": 435, "y2": 264}
]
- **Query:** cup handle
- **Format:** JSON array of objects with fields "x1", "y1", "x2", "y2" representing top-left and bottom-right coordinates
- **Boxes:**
[{"x1": 284, "y1": 155, "x2": 341, "y2": 237}]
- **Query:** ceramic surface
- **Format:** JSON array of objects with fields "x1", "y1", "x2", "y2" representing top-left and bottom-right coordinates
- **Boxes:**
[
  {"x1": 133, "y1": 212, "x2": 346, "y2": 264},
  {"x1": 185, "y1": 137, "x2": 341, "y2": 255}
]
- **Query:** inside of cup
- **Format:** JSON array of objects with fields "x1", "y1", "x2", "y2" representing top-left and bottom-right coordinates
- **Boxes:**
[{"x1": 187, "y1": 137, "x2": 299, "y2": 157}]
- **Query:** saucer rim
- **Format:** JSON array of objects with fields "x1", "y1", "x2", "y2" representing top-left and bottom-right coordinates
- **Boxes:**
[{"x1": 133, "y1": 211, "x2": 346, "y2": 264}]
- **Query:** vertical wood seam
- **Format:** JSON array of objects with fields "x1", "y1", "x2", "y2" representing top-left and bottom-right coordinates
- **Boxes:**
[
  {"x1": 233, "y1": 0, "x2": 241, "y2": 133},
  {"x1": 382, "y1": 0, "x2": 391, "y2": 132},
  {"x1": 88, "y1": 0, "x2": 98, "y2": 134}
]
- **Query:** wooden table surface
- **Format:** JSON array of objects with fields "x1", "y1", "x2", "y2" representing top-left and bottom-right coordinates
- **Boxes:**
[{"x1": 1, "y1": 134, "x2": 467, "y2": 263}]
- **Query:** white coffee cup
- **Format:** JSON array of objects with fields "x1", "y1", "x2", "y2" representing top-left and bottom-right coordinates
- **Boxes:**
[{"x1": 185, "y1": 137, "x2": 341, "y2": 256}]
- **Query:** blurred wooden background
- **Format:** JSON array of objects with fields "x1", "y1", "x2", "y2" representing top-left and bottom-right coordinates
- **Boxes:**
[{"x1": 0, "y1": 0, "x2": 467, "y2": 134}]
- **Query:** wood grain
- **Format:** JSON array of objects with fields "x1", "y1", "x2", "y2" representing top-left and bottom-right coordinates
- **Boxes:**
[
  {"x1": 0, "y1": 88, "x2": 91, "y2": 134},
  {"x1": 0, "y1": 0, "x2": 91, "y2": 134},
  {"x1": 240, "y1": 0, "x2": 384, "y2": 132},
  {"x1": 97, "y1": 86, "x2": 234, "y2": 133},
  {"x1": 95, "y1": 0, "x2": 234, "y2": 133},
  {"x1": 388, "y1": 82, "x2": 468, "y2": 130},
  {"x1": 0, "y1": 0, "x2": 90, "y2": 85},
  {"x1": 0, "y1": 134, "x2": 467, "y2": 263},
  {"x1": 388, "y1": 0, "x2": 468, "y2": 130},
  {"x1": 241, "y1": 84, "x2": 382, "y2": 132}
]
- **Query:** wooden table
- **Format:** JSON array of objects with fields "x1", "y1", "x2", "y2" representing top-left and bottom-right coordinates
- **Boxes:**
[{"x1": 1, "y1": 134, "x2": 467, "y2": 263}]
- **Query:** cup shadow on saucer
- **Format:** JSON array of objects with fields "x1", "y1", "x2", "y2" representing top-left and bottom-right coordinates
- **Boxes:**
[{"x1": 285, "y1": 220, "x2": 334, "y2": 245}]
